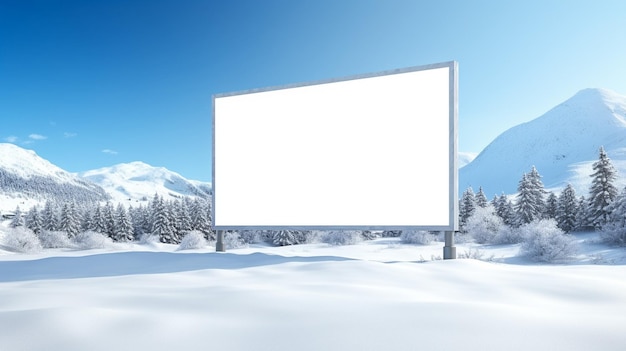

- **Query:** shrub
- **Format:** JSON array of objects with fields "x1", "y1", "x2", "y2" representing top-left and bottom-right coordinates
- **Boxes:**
[
  {"x1": 599, "y1": 223, "x2": 626, "y2": 246},
  {"x1": 177, "y1": 230, "x2": 208, "y2": 250},
  {"x1": 520, "y1": 219, "x2": 577, "y2": 262},
  {"x1": 74, "y1": 231, "x2": 114, "y2": 249},
  {"x1": 3, "y1": 227, "x2": 42, "y2": 253},
  {"x1": 400, "y1": 230, "x2": 435, "y2": 245},
  {"x1": 493, "y1": 226, "x2": 525, "y2": 244},
  {"x1": 224, "y1": 231, "x2": 246, "y2": 249},
  {"x1": 465, "y1": 205, "x2": 504, "y2": 244},
  {"x1": 322, "y1": 230, "x2": 362, "y2": 246},
  {"x1": 39, "y1": 230, "x2": 73, "y2": 249}
]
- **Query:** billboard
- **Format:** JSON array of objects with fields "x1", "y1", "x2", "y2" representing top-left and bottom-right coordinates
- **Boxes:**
[{"x1": 213, "y1": 61, "x2": 458, "y2": 231}]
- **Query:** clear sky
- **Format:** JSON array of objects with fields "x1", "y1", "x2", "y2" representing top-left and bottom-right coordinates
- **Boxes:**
[{"x1": 1, "y1": 0, "x2": 625, "y2": 182}]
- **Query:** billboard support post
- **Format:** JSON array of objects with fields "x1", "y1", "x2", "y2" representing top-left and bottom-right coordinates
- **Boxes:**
[
  {"x1": 443, "y1": 231, "x2": 456, "y2": 259},
  {"x1": 216, "y1": 230, "x2": 225, "y2": 252}
]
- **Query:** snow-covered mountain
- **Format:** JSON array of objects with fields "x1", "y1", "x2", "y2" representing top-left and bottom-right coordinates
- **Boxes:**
[
  {"x1": 460, "y1": 88, "x2": 626, "y2": 197},
  {"x1": 78, "y1": 161, "x2": 211, "y2": 204},
  {"x1": 0, "y1": 143, "x2": 110, "y2": 213}
]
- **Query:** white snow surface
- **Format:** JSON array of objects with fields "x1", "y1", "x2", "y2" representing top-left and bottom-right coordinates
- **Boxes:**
[
  {"x1": 78, "y1": 161, "x2": 211, "y2": 204},
  {"x1": 460, "y1": 88, "x2": 626, "y2": 197},
  {"x1": 1, "y1": 230, "x2": 625, "y2": 351}
]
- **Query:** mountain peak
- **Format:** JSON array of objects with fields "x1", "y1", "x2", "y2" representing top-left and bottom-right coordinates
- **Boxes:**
[
  {"x1": 79, "y1": 162, "x2": 211, "y2": 203},
  {"x1": 460, "y1": 88, "x2": 626, "y2": 196}
]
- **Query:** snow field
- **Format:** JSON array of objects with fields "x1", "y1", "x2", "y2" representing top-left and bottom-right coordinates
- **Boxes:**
[{"x1": 0, "y1": 237, "x2": 625, "y2": 351}]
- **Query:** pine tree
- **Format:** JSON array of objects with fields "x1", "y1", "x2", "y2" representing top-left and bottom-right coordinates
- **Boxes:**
[
  {"x1": 475, "y1": 186, "x2": 488, "y2": 208},
  {"x1": 10, "y1": 206, "x2": 24, "y2": 228},
  {"x1": 527, "y1": 166, "x2": 547, "y2": 214},
  {"x1": 114, "y1": 204, "x2": 134, "y2": 242},
  {"x1": 545, "y1": 192, "x2": 558, "y2": 219},
  {"x1": 606, "y1": 187, "x2": 626, "y2": 227},
  {"x1": 515, "y1": 167, "x2": 546, "y2": 225},
  {"x1": 174, "y1": 199, "x2": 192, "y2": 239},
  {"x1": 191, "y1": 198, "x2": 214, "y2": 240},
  {"x1": 42, "y1": 200, "x2": 58, "y2": 231},
  {"x1": 556, "y1": 184, "x2": 578, "y2": 233},
  {"x1": 588, "y1": 146, "x2": 618, "y2": 228},
  {"x1": 459, "y1": 187, "x2": 476, "y2": 228},
  {"x1": 575, "y1": 196, "x2": 591, "y2": 231},
  {"x1": 99, "y1": 202, "x2": 114, "y2": 238},
  {"x1": 515, "y1": 173, "x2": 535, "y2": 225},
  {"x1": 25, "y1": 206, "x2": 43, "y2": 235},
  {"x1": 93, "y1": 204, "x2": 107, "y2": 234},
  {"x1": 273, "y1": 230, "x2": 297, "y2": 246},
  {"x1": 495, "y1": 193, "x2": 516, "y2": 227},
  {"x1": 152, "y1": 197, "x2": 175, "y2": 243},
  {"x1": 59, "y1": 202, "x2": 81, "y2": 238}
]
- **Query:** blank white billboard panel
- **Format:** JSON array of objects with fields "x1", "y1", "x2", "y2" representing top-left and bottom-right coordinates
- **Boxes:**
[{"x1": 213, "y1": 61, "x2": 457, "y2": 230}]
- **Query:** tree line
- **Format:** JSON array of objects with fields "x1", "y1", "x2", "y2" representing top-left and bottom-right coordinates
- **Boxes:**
[{"x1": 459, "y1": 146, "x2": 625, "y2": 245}]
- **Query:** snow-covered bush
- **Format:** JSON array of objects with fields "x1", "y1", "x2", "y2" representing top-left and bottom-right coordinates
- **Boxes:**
[
  {"x1": 400, "y1": 230, "x2": 434, "y2": 245},
  {"x1": 3, "y1": 227, "x2": 42, "y2": 253},
  {"x1": 139, "y1": 233, "x2": 160, "y2": 246},
  {"x1": 493, "y1": 226, "x2": 525, "y2": 244},
  {"x1": 465, "y1": 205, "x2": 503, "y2": 244},
  {"x1": 322, "y1": 230, "x2": 362, "y2": 246},
  {"x1": 177, "y1": 230, "x2": 207, "y2": 250},
  {"x1": 39, "y1": 230, "x2": 73, "y2": 249},
  {"x1": 74, "y1": 231, "x2": 114, "y2": 249},
  {"x1": 599, "y1": 223, "x2": 626, "y2": 246},
  {"x1": 520, "y1": 219, "x2": 577, "y2": 262},
  {"x1": 224, "y1": 231, "x2": 247, "y2": 249}
]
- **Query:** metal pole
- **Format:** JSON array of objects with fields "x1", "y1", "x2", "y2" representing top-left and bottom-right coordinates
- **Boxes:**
[
  {"x1": 443, "y1": 230, "x2": 456, "y2": 259},
  {"x1": 216, "y1": 230, "x2": 225, "y2": 252}
]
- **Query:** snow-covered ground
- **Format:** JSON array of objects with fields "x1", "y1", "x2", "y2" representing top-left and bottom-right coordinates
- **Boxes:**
[{"x1": 1, "y1": 232, "x2": 625, "y2": 351}]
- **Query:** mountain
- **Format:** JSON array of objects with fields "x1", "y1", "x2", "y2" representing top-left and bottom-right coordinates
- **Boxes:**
[
  {"x1": 460, "y1": 88, "x2": 626, "y2": 197},
  {"x1": 78, "y1": 161, "x2": 212, "y2": 204},
  {"x1": 0, "y1": 143, "x2": 110, "y2": 213}
]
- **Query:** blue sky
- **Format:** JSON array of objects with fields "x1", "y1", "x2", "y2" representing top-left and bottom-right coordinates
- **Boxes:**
[{"x1": 1, "y1": 0, "x2": 625, "y2": 182}]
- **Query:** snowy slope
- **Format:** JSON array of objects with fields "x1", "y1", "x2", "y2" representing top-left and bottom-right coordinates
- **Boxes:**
[
  {"x1": 460, "y1": 88, "x2": 626, "y2": 197},
  {"x1": 0, "y1": 143, "x2": 109, "y2": 213},
  {"x1": 78, "y1": 161, "x2": 211, "y2": 204}
]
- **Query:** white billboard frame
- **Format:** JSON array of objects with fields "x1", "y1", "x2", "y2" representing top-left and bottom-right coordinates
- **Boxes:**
[{"x1": 212, "y1": 61, "x2": 458, "y2": 231}]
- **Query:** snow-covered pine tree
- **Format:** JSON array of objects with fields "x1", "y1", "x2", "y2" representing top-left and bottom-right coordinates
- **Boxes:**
[
  {"x1": 25, "y1": 206, "x2": 43, "y2": 235},
  {"x1": 574, "y1": 196, "x2": 591, "y2": 231},
  {"x1": 174, "y1": 199, "x2": 192, "y2": 239},
  {"x1": 103, "y1": 202, "x2": 116, "y2": 238},
  {"x1": 545, "y1": 192, "x2": 558, "y2": 220},
  {"x1": 515, "y1": 173, "x2": 535, "y2": 225},
  {"x1": 606, "y1": 187, "x2": 626, "y2": 228},
  {"x1": 495, "y1": 193, "x2": 516, "y2": 227},
  {"x1": 114, "y1": 203, "x2": 134, "y2": 242},
  {"x1": 42, "y1": 200, "x2": 59, "y2": 231},
  {"x1": 475, "y1": 186, "x2": 488, "y2": 208},
  {"x1": 81, "y1": 207, "x2": 94, "y2": 233},
  {"x1": 273, "y1": 230, "x2": 297, "y2": 246},
  {"x1": 459, "y1": 186, "x2": 476, "y2": 229},
  {"x1": 10, "y1": 206, "x2": 24, "y2": 228},
  {"x1": 93, "y1": 204, "x2": 107, "y2": 234},
  {"x1": 556, "y1": 184, "x2": 578, "y2": 233},
  {"x1": 588, "y1": 146, "x2": 618, "y2": 228},
  {"x1": 153, "y1": 197, "x2": 176, "y2": 243},
  {"x1": 191, "y1": 198, "x2": 214, "y2": 240},
  {"x1": 515, "y1": 167, "x2": 546, "y2": 225},
  {"x1": 59, "y1": 202, "x2": 81, "y2": 238},
  {"x1": 527, "y1": 166, "x2": 546, "y2": 214}
]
